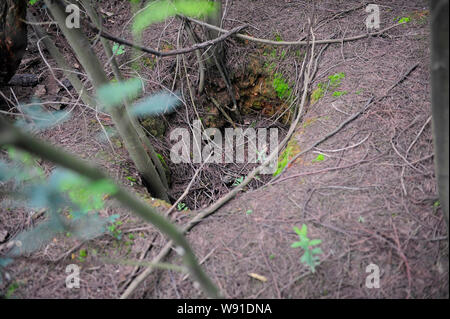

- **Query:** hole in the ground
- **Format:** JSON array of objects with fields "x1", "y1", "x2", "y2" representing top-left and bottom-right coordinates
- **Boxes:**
[{"x1": 141, "y1": 55, "x2": 294, "y2": 209}]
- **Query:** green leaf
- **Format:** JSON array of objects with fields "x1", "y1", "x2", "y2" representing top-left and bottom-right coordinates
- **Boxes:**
[
  {"x1": 274, "y1": 33, "x2": 282, "y2": 42},
  {"x1": 133, "y1": 0, "x2": 217, "y2": 35},
  {"x1": 8, "y1": 216, "x2": 65, "y2": 257},
  {"x1": 291, "y1": 241, "x2": 303, "y2": 248},
  {"x1": 108, "y1": 214, "x2": 120, "y2": 223},
  {"x1": 69, "y1": 213, "x2": 112, "y2": 240},
  {"x1": 130, "y1": 91, "x2": 181, "y2": 117},
  {"x1": 311, "y1": 247, "x2": 323, "y2": 255},
  {"x1": 299, "y1": 224, "x2": 308, "y2": 238},
  {"x1": 177, "y1": 202, "x2": 187, "y2": 211},
  {"x1": 312, "y1": 154, "x2": 325, "y2": 162},
  {"x1": 57, "y1": 170, "x2": 117, "y2": 213},
  {"x1": 97, "y1": 78, "x2": 142, "y2": 109},
  {"x1": 308, "y1": 239, "x2": 322, "y2": 246},
  {"x1": 233, "y1": 176, "x2": 244, "y2": 186},
  {"x1": 272, "y1": 73, "x2": 291, "y2": 99},
  {"x1": 0, "y1": 161, "x2": 19, "y2": 182},
  {"x1": 15, "y1": 99, "x2": 71, "y2": 132},
  {"x1": 112, "y1": 43, "x2": 126, "y2": 56},
  {"x1": 273, "y1": 147, "x2": 291, "y2": 177},
  {"x1": 332, "y1": 90, "x2": 347, "y2": 97}
]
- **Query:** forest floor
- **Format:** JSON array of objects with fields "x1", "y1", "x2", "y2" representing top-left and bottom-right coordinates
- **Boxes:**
[{"x1": 0, "y1": 0, "x2": 448, "y2": 298}]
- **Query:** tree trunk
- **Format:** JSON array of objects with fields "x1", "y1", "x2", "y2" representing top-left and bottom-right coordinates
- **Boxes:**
[
  {"x1": 203, "y1": 0, "x2": 239, "y2": 118},
  {"x1": 44, "y1": 0, "x2": 169, "y2": 202},
  {"x1": 430, "y1": 0, "x2": 449, "y2": 233},
  {"x1": 80, "y1": 0, "x2": 169, "y2": 190},
  {"x1": 0, "y1": 0, "x2": 27, "y2": 85},
  {"x1": 205, "y1": 0, "x2": 224, "y2": 67}
]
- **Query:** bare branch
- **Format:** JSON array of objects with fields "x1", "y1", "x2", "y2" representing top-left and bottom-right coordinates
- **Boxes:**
[{"x1": 88, "y1": 23, "x2": 248, "y2": 57}]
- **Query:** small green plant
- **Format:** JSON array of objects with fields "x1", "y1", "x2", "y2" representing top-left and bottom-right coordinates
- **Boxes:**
[
  {"x1": 274, "y1": 32, "x2": 283, "y2": 42},
  {"x1": 328, "y1": 72, "x2": 345, "y2": 88},
  {"x1": 311, "y1": 85, "x2": 325, "y2": 103},
  {"x1": 395, "y1": 16, "x2": 411, "y2": 24},
  {"x1": 312, "y1": 154, "x2": 325, "y2": 163},
  {"x1": 273, "y1": 73, "x2": 291, "y2": 99},
  {"x1": 177, "y1": 202, "x2": 188, "y2": 211},
  {"x1": 311, "y1": 72, "x2": 346, "y2": 103},
  {"x1": 263, "y1": 61, "x2": 276, "y2": 72},
  {"x1": 126, "y1": 176, "x2": 137, "y2": 185},
  {"x1": 108, "y1": 220, "x2": 123, "y2": 240},
  {"x1": 291, "y1": 225, "x2": 322, "y2": 273},
  {"x1": 156, "y1": 153, "x2": 167, "y2": 167},
  {"x1": 78, "y1": 249, "x2": 87, "y2": 262},
  {"x1": 233, "y1": 176, "x2": 244, "y2": 186},
  {"x1": 332, "y1": 90, "x2": 347, "y2": 98},
  {"x1": 270, "y1": 48, "x2": 277, "y2": 58},
  {"x1": 5, "y1": 282, "x2": 20, "y2": 299},
  {"x1": 112, "y1": 43, "x2": 126, "y2": 56},
  {"x1": 273, "y1": 147, "x2": 290, "y2": 177},
  {"x1": 59, "y1": 173, "x2": 118, "y2": 214},
  {"x1": 245, "y1": 209, "x2": 253, "y2": 215},
  {"x1": 29, "y1": 0, "x2": 40, "y2": 5},
  {"x1": 142, "y1": 56, "x2": 156, "y2": 69},
  {"x1": 433, "y1": 200, "x2": 440, "y2": 213}
]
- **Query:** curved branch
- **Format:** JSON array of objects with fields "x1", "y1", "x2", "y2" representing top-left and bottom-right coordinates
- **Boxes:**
[
  {"x1": 185, "y1": 16, "x2": 406, "y2": 46},
  {"x1": 88, "y1": 23, "x2": 247, "y2": 57},
  {"x1": 0, "y1": 117, "x2": 220, "y2": 298}
]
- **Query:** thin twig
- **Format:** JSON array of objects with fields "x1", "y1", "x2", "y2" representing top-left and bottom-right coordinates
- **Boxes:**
[
  {"x1": 88, "y1": 23, "x2": 247, "y2": 57},
  {"x1": 391, "y1": 219, "x2": 412, "y2": 299},
  {"x1": 165, "y1": 153, "x2": 212, "y2": 217},
  {"x1": 185, "y1": 16, "x2": 406, "y2": 46},
  {"x1": 273, "y1": 62, "x2": 420, "y2": 180},
  {"x1": 272, "y1": 96, "x2": 375, "y2": 182}
]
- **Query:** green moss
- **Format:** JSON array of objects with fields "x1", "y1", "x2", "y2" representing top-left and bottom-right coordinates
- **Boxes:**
[
  {"x1": 311, "y1": 86, "x2": 324, "y2": 103},
  {"x1": 142, "y1": 56, "x2": 156, "y2": 69},
  {"x1": 311, "y1": 72, "x2": 346, "y2": 103},
  {"x1": 141, "y1": 117, "x2": 166, "y2": 137},
  {"x1": 274, "y1": 32, "x2": 283, "y2": 42},
  {"x1": 272, "y1": 73, "x2": 291, "y2": 99},
  {"x1": 332, "y1": 90, "x2": 347, "y2": 98},
  {"x1": 273, "y1": 138, "x2": 301, "y2": 177}
]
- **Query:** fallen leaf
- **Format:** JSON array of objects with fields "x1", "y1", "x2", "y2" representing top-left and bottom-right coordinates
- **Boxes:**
[
  {"x1": 34, "y1": 84, "x2": 46, "y2": 98},
  {"x1": 100, "y1": 8, "x2": 114, "y2": 17},
  {"x1": 248, "y1": 273, "x2": 267, "y2": 282}
]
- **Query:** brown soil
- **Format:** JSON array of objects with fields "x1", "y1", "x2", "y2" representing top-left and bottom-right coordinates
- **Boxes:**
[{"x1": 0, "y1": 0, "x2": 447, "y2": 299}]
